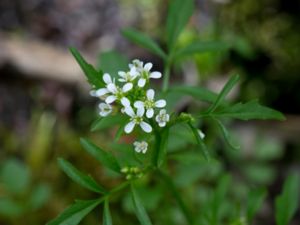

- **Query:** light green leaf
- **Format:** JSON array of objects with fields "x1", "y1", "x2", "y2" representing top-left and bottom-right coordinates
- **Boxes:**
[
  {"x1": 131, "y1": 184, "x2": 153, "y2": 225},
  {"x1": 69, "y1": 47, "x2": 104, "y2": 88},
  {"x1": 166, "y1": 0, "x2": 194, "y2": 50},
  {"x1": 214, "y1": 119, "x2": 240, "y2": 150},
  {"x1": 46, "y1": 198, "x2": 102, "y2": 225},
  {"x1": 58, "y1": 158, "x2": 106, "y2": 194},
  {"x1": 247, "y1": 188, "x2": 267, "y2": 223},
  {"x1": 174, "y1": 41, "x2": 229, "y2": 59},
  {"x1": 80, "y1": 138, "x2": 121, "y2": 173},
  {"x1": 275, "y1": 174, "x2": 300, "y2": 225},
  {"x1": 206, "y1": 74, "x2": 240, "y2": 113},
  {"x1": 103, "y1": 199, "x2": 112, "y2": 225},
  {"x1": 213, "y1": 100, "x2": 285, "y2": 121},
  {"x1": 122, "y1": 28, "x2": 166, "y2": 59},
  {"x1": 91, "y1": 115, "x2": 127, "y2": 132}
]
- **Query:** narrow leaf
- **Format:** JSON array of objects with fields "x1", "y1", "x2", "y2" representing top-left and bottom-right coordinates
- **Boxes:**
[
  {"x1": 156, "y1": 128, "x2": 169, "y2": 168},
  {"x1": 206, "y1": 74, "x2": 240, "y2": 113},
  {"x1": 80, "y1": 138, "x2": 121, "y2": 173},
  {"x1": 166, "y1": 0, "x2": 194, "y2": 50},
  {"x1": 69, "y1": 47, "x2": 104, "y2": 88},
  {"x1": 103, "y1": 199, "x2": 112, "y2": 225},
  {"x1": 91, "y1": 115, "x2": 127, "y2": 132},
  {"x1": 131, "y1": 184, "x2": 153, "y2": 225},
  {"x1": 58, "y1": 158, "x2": 106, "y2": 194},
  {"x1": 214, "y1": 119, "x2": 240, "y2": 150},
  {"x1": 247, "y1": 188, "x2": 267, "y2": 223},
  {"x1": 122, "y1": 28, "x2": 166, "y2": 59},
  {"x1": 275, "y1": 174, "x2": 300, "y2": 225},
  {"x1": 46, "y1": 198, "x2": 102, "y2": 225}
]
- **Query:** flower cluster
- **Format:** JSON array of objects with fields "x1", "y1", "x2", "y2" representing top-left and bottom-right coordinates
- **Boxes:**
[{"x1": 90, "y1": 59, "x2": 170, "y2": 153}]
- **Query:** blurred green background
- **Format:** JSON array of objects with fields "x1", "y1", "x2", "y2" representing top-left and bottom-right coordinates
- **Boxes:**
[{"x1": 0, "y1": 0, "x2": 299, "y2": 224}]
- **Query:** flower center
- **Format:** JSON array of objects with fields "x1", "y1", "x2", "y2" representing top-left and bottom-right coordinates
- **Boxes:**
[
  {"x1": 144, "y1": 99, "x2": 154, "y2": 109},
  {"x1": 141, "y1": 70, "x2": 149, "y2": 79},
  {"x1": 133, "y1": 116, "x2": 143, "y2": 124},
  {"x1": 115, "y1": 88, "x2": 124, "y2": 99}
]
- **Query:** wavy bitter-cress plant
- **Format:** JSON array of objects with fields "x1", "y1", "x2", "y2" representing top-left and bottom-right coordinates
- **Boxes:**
[{"x1": 47, "y1": 0, "x2": 288, "y2": 225}]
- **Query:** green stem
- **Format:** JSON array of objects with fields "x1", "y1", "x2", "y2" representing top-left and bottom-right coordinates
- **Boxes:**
[
  {"x1": 162, "y1": 61, "x2": 171, "y2": 92},
  {"x1": 151, "y1": 130, "x2": 161, "y2": 168}
]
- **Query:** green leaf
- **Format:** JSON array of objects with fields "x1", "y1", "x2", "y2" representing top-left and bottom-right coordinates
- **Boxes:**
[
  {"x1": 168, "y1": 85, "x2": 220, "y2": 103},
  {"x1": 206, "y1": 74, "x2": 240, "y2": 113},
  {"x1": 213, "y1": 100, "x2": 285, "y2": 121},
  {"x1": 174, "y1": 41, "x2": 229, "y2": 59},
  {"x1": 46, "y1": 198, "x2": 102, "y2": 225},
  {"x1": 131, "y1": 184, "x2": 153, "y2": 225},
  {"x1": 80, "y1": 138, "x2": 121, "y2": 173},
  {"x1": 29, "y1": 183, "x2": 51, "y2": 210},
  {"x1": 187, "y1": 122, "x2": 210, "y2": 161},
  {"x1": 247, "y1": 188, "x2": 267, "y2": 223},
  {"x1": 97, "y1": 50, "x2": 129, "y2": 78},
  {"x1": 275, "y1": 174, "x2": 300, "y2": 225},
  {"x1": 214, "y1": 119, "x2": 240, "y2": 150},
  {"x1": 70, "y1": 47, "x2": 104, "y2": 88},
  {"x1": 122, "y1": 28, "x2": 166, "y2": 59},
  {"x1": 103, "y1": 199, "x2": 112, "y2": 225},
  {"x1": 156, "y1": 128, "x2": 170, "y2": 168},
  {"x1": 166, "y1": 0, "x2": 194, "y2": 50},
  {"x1": 58, "y1": 158, "x2": 106, "y2": 194},
  {"x1": 91, "y1": 115, "x2": 127, "y2": 132},
  {"x1": 0, "y1": 197, "x2": 24, "y2": 217}
]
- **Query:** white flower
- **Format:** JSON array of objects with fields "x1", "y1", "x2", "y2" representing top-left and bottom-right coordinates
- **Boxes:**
[
  {"x1": 90, "y1": 73, "x2": 114, "y2": 97},
  {"x1": 124, "y1": 106, "x2": 152, "y2": 133},
  {"x1": 155, "y1": 109, "x2": 169, "y2": 127},
  {"x1": 137, "y1": 63, "x2": 162, "y2": 87},
  {"x1": 98, "y1": 103, "x2": 112, "y2": 117},
  {"x1": 105, "y1": 83, "x2": 133, "y2": 106},
  {"x1": 134, "y1": 89, "x2": 166, "y2": 118},
  {"x1": 118, "y1": 67, "x2": 139, "y2": 84},
  {"x1": 133, "y1": 141, "x2": 148, "y2": 154},
  {"x1": 198, "y1": 130, "x2": 205, "y2": 139},
  {"x1": 129, "y1": 59, "x2": 144, "y2": 72}
]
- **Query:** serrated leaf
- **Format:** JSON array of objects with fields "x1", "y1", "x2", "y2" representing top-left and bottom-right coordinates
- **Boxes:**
[
  {"x1": 70, "y1": 47, "x2": 104, "y2": 88},
  {"x1": 206, "y1": 74, "x2": 240, "y2": 113},
  {"x1": 214, "y1": 100, "x2": 285, "y2": 121},
  {"x1": 166, "y1": 0, "x2": 194, "y2": 50},
  {"x1": 275, "y1": 174, "x2": 300, "y2": 225},
  {"x1": 46, "y1": 198, "x2": 102, "y2": 225},
  {"x1": 103, "y1": 199, "x2": 112, "y2": 225},
  {"x1": 247, "y1": 188, "x2": 267, "y2": 223},
  {"x1": 58, "y1": 158, "x2": 106, "y2": 194},
  {"x1": 214, "y1": 119, "x2": 240, "y2": 150},
  {"x1": 174, "y1": 41, "x2": 229, "y2": 59},
  {"x1": 91, "y1": 115, "x2": 127, "y2": 132},
  {"x1": 122, "y1": 28, "x2": 166, "y2": 59},
  {"x1": 131, "y1": 184, "x2": 153, "y2": 225},
  {"x1": 80, "y1": 138, "x2": 121, "y2": 173}
]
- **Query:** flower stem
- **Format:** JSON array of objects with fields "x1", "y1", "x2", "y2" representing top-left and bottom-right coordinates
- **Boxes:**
[{"x1": 162, "y1": 61, "x2": 171, "y2": 92}]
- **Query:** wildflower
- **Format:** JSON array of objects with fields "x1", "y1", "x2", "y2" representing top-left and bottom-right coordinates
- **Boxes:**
[
  {"x1": 129, "y1": 59, "x2": 143, "y2": 72},
  {"x1": 105, "y1": 83, "x2": 133, "y2": 105},
  {"x1": 124, "y1": 106, "x2": 152, "y2": 133},
  {"x1": 133, "y1": 141, "x2": 148, "y2": 154},
  {"x1": 118, "y1": 67, "x2": 139, "y2": 84},
  {"x1": 136, "y1": 63, "x2": 162, "y2": 87},
  {"x1": 90, "y1": 73, "x2": 114, "y2": 97},
  {"x1": 98, "y1": 103, "x2": 112, "y2": 117},
  {"x1": 134, "y1": 89, "x2": 166, "y2": 118},
  {"x1": 155, "y1": 109, "x2": 169, "y2": 127}
]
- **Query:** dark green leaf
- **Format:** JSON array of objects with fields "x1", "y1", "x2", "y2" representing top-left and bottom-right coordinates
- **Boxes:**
[
  {"x1": 214, "y1": 100, "x2": 285, "y2": 121},
  {"x1": 103, "y1": 199, "x2": 112, "y2": 225},
  {"x1": 46, "y1": 199, "x2": 102, "y2": 225},
  {"x1": 166, "y1": 0, "x2": 194, "y2": 50},
  {"x1": 91, "y1": 115, "x2": 127, "y2": 132},
  {"x1": 214, "y1": 119, "x2": 240, "y2": 150},
  {"x1": 122, "y1": 28, "x2": 166, "y2": 59},
  {"x1": 206, "y1": 74, "x2": 240, "y2": 113},
  {"x1": 156, "y1": 128, "x2": 169, "y2": 168},
  {"x1": 69, "y1": 47, "x2": 104, "y2": 88},
  {"x1": 275, "y1": 174, "x2": 300, "y2": 225},
  {"x1": 174, "y1": 41, "x2": 229, "y2": 59},
  {"x1": 29, "y1": 183, "x2": 51, "y2": 210},
  {"x1": 58, "y1": 158, "x2": 106, "y2": 193},
  {"x1": 247, "y1": 188, "x2": 267, "y2": 223},
  {"x1": 80, "y1": 138, "x2": 121, "y2": 173},
  {"x1": 131, "y1": 184, "x2": 153, "y2": 225},
  {"x1": 0, "y1": 198, "x2": 24, "y2": 217}
]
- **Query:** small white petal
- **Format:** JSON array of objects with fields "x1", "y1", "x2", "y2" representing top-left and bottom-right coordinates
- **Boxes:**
[
  {"x1": 134, "y1": 101, "x2": 144, "y2": 109},
  {"x1": 155, "y1": 100, "x2": 166, "y2": 108},
  {"x1": 103, "y1": 73, "x2": 112, "y2": 84},
  {"x1": 146, "y1": 89, "x2": 155, "y2": 100},
  {"x1": 118, "y1": 71, "x2": 126, "y2": 78},
  {"x1": 124, "y1": 106, "x2": 135, "y2": 117},
  {"x1": 89, "y1": 90, "x2": 97, "y2": 97},
  {"x1": 140, "y1": 122, "x2": 152, "y2": 133},
  {"x1": 124, "y1": 121, "x2": 135, "y2": 133},
  {"x1": 122, "y1": 83, "x2": 133, "y2": 92},
  {"x1": 150, "y1": 71, "x2": 162, "y2": 79},
  {"x1": 118, "y1": 78, "x2": 126, "y2": 82},
  {"x1": 107, "y1": 83, "x2": 117, "y2": 93},
  {"x1": 121, "y1": 97, "x2": 131, "y2": 107},
  {"x1": 138, "y1": 78, "x2": 146, "y2": 87},
  {"x1": 158, "y1": 122, "x2": 166, "y2": 127},
  {"x1": 144, "y1": 62, "x2": 153, "y2": 71},
  {"x1": 137, "y1": 107, "x2": 145, "y2": 117},
  {"x1": 198, "y1": 130, "x2": 205, "y2": 139},
  {"x1": 95, "y1": 88, "x2": 109, "y2": 96},
  {"x1": 105, "y1": 95, "x2": 117, "y2": 104},
  {"x1": 146, "y1": 108, "x2": 154, "y2": 118},
  {"x1": 160, "y1": 109, "x2": 167, "y2": 115}
]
